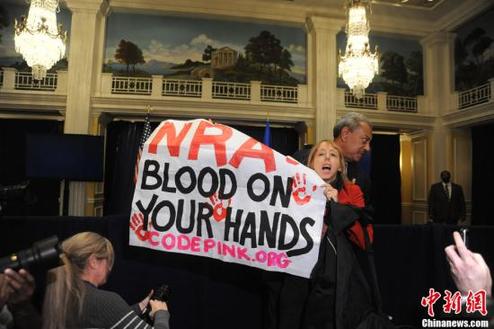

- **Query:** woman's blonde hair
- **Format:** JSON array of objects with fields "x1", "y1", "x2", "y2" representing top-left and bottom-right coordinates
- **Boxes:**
[
  {"x1": 42, "y1": 232, "x2": 114, "y2": 329},
  {"x1": 307, "y1": 139, "x2": 348, "y2": 181}
]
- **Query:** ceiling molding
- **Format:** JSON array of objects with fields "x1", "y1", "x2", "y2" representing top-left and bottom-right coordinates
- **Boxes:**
[
  {"x1": 59, "y1": 0, "x2": 491, "y2": 38},
  {"x1": 442, "y1": 103, "x2": 494, "y2": 128},
  {"x1": 372, "y1": 0, "x2": 448, "y2": 11},
  {"x1": 336, "y1": 108, "x2": 436, "y2": 132},
  {"x1": 0, "y1": 93, "x2": 67, "y2": 111},
  {"x1": 91, "y1": 96, "x2": 315, "y2": 123},
  {"x1": 433, "y1": 0, "x2": 493, "y2": 32}
]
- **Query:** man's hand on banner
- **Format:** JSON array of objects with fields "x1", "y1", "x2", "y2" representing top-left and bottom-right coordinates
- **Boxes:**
[
  {"x1": 209, "y1": 193, "x2": 231, "y2": 222},
  {"x1": 291, "y1": 172, "x2": 317, "y2": 205},
  {"x1": 130, "y1": 212, "x2": 151, "y2": 241}
]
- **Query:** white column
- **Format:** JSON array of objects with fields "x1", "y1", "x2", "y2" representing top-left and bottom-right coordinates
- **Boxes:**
[
  {"x1": 420, "y1": 32, "x2": 456, "y2": 181},
  {"x1": 201, "y1": 78, "x2": 213, "y2": 101},
  {"x1": 306, "y1": 16, "x2": 343, "y2": 142},
  {"x1": 490, "y1": 78, "x2": 494, "y2": 102},
  {"x1": 250, "y1": 80, "x2": 261, "y2": 104},
  {"x1": 64, "y1": 0, "x2": 108, "y2": 216},
  {"x1": 151, "y1": 75, "x2": 163, "y2": 98},
  {"x1": 377, "y1": 92, "x2": 387, "y2": 111},
  {"x1": 1, "y1": 67, "x2": 16, "y2": 91},
  {"x1": 421, "y1": 32, "x2": 456, "y2": 115}
]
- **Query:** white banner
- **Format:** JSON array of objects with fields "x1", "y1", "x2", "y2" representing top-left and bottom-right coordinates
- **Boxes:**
[{"x1": 129, "y1": 119, "x2": 326, "y2": 278}]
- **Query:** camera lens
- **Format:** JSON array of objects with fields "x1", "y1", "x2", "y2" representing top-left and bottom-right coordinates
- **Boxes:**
[{"x1": 0, "y1": 236, "x2": 61, "y2": 272}]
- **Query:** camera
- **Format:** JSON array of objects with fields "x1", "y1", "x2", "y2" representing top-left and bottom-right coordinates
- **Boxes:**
[
  {"x1": 460, "y1": 227, "x2": 469, "y2": 248},
  {"x1": 151, "y1": 284, "x2": 171, "y2": 303},
  {"x1": 0, "y1": 236, "x2": 61, "y2": 272},
  {"x1": 143, "y1": 284, "x2": 171, "y2": 320}
]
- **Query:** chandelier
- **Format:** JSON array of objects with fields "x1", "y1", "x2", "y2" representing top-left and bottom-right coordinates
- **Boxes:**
[
  {"x1": 338, "y1": 0, "x2": 379, "y2": 99},
  {"x1": 14, "y1": 0, "x2": 67, "y2": 80}
]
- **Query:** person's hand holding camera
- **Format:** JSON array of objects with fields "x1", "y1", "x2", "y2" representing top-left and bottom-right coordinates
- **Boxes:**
[
  {"x1": 149, "y1": 299, "x2": 168, "y2": 319},
  {"x1": 138, "y1": 290, "x2": 153, "y2": 312},
  {"x1": 0, "y1": 274, "x2": 12, "y2": 309},
  {"x1": 2, "y1": 269, "x2": 35, "y2": 305}
]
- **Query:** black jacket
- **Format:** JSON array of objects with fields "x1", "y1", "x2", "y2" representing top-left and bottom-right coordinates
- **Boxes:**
[
  {"x1": 270, "y1": 201, "x2": 394, "y2": 329},
  {"x1": 428, "y1": 182, "x2": 466, "y2": 224}
]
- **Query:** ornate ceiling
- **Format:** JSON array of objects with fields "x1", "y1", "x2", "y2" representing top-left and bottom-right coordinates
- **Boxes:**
[
  {"x1": 3, "y1": 0, "x2": 492, "y2": 37},
  {"x1": 373, "y1": 0, "x2": 446, "y2": 10}
]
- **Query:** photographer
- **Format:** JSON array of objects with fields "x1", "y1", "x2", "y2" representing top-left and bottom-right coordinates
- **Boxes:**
[
  {"x1": 0, "y1": 268, "x2": 41, "y2": 329},
  {"x1": 42, "y1": 232, "x2": 169, "y2": 329}
]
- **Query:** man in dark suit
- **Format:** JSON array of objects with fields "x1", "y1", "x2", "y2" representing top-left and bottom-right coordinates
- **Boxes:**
[{"x1": 428, "y1": 170, "x2": 466, "y2": 224}]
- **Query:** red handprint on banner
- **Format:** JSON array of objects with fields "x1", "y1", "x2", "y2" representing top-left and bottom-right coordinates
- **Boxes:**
[
  {"x1": 209, "y1": 193, "x2": 231, "y2": 222},
  {"x1": 291, "y1": 172, "x2": 317, "y2": 205},
  {"x1": 130, "y1": 212, "x2": 151, "y2": 241},
  {"x1": 285, "y1": 156, "x2": 299, "y2": 165}
]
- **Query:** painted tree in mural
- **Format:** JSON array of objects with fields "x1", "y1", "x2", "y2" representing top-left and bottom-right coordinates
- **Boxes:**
[
  {"x1": 455, "y1": 27, "x2": 494, "y2": 90},
  {"x1": 202, "y1": 45, "x2": 217, "y2": 62},
  {"x1": 245, "y1": 30, "x2": 283, "y2": 73},
  {"x1": 279, "y1": 49, "x2": 293, "y2": 80},
  {"x1": 378, "y1": 51, "x2": 408, "y2": 95},
  {"x1": 380, "y1": 51, "x2": 407, "y2": 85},
  {"x1": 243, "y1": 30, "x2": 295, "y2": 84},
  {"x1": 114, "y1": 39, "x2": 145, "y2": 73},
  {"x1": 405, "y1": 50, "x2": 423, "y2": 95},
  {"x1": 0, "y1": 5, "x2": 10, "y2": 43}
]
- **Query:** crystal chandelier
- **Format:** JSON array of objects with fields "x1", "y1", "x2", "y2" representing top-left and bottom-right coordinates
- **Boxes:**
[
  {"x1": 338, "y1": 0, "x2": 379, "y2": 99},
  {"x1": 14, "y1": 0, "x2": 67, "y2": 80}
]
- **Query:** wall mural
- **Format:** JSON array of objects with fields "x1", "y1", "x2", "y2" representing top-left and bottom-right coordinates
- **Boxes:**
[
  {"x1": 0, "y1": 4, "x2": 71, "y2": 71},
  {"x1": 337, "y1": 32, "x2": 423, "y2": 97},
  {"x1": 103, "y1": 13, "x2": 306, "y2": 86},
  {"x1": 454, "y1": 6, "x2": 494, "y2": 91}
]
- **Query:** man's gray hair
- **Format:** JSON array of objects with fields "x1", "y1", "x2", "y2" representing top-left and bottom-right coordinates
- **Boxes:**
[{"x1": 333, "y1": 112, "x2": 372, "y2": 139}]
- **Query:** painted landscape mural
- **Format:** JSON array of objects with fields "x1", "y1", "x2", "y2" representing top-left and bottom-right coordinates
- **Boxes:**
[
  {"x1": 0, "y1": 4, "x2": 71, "y2": 71},
  {"x1": 454, "y1": 6, "x2": 494, "y2": 91},
  {"x1": 103, "y1": 13, "x2": 307, "y2": 85}
]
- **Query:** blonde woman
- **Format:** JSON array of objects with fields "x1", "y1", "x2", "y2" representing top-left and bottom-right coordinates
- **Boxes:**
[
  {"x1": 302, "y1": 140, "x2": 377, "y2": 329},
  {"x1": 306, "y1": 140, "x2": 371, "y2": 249},
  {"x1": 42, "y1": 232, "x2": 169, "y2": 329}
]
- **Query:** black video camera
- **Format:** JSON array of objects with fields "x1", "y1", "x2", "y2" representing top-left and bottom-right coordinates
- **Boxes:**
[
  {"x1": 151, "y1": 284, "x2": 171, "y2": 303},
  {"x1": 0, "y1": 236, "x2": 62, "y2": 272},
  {"x1": 143, "y1": 284, "x2": 171, "y2": 320}
]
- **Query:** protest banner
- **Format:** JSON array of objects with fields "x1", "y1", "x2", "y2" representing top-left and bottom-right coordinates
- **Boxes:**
[{"x1": 129, "y1": 119, "x2": 326, "y2": 278}]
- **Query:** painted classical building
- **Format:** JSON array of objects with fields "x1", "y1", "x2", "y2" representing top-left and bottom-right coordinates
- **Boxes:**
[{"x1": 211, "y1": 47, "x2": 238, "y2": 70}]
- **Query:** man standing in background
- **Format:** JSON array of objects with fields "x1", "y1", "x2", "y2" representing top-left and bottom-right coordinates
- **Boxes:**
[{"x1": 428, "y1": 170, "x2": 466, "y2": 224}]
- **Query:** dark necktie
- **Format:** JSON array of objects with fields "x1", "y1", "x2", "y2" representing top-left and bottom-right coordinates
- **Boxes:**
[{"x1": 445, "y1": 184, "x2": 450, "y2": 199}]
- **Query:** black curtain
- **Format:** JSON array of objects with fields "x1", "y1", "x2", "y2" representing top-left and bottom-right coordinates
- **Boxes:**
[
  {"x1": 3, "y1": 215, "x2": 494, "y2": 329},
  {"x1": 230, "y1": 124, "x2": 299, "y2": 156},
  {"x1": 471, "y1": 124, "x2": 494, "y2": 225},
  {"x1": 370, "y1": 134, "x2": 401, "y2": 224},
  {"x1": 104, "y1": 121, "x2": 158, "y2": 215},
  {"x1": 0, "y1": 119, "x2": 62, "y2": 216},
  {"x1": 103, "y1": 121, "x2": 299, "y2": 215}
]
